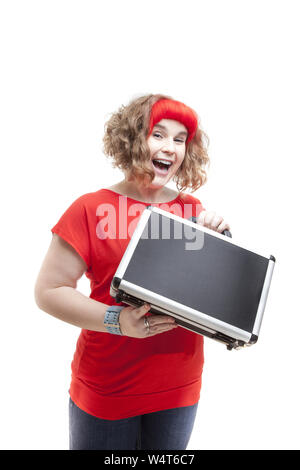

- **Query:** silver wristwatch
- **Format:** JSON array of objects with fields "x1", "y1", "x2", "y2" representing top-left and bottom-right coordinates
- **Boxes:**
[{"x1": 104, "y1": 305, "x2": 123, "y2": 335}]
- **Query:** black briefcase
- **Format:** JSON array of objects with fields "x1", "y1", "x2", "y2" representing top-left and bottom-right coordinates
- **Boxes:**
[{"x1": 110, "y1": 206, "x2": 275, "y2": 350}]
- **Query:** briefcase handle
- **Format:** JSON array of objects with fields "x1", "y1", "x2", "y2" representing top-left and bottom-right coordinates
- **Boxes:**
[
  {"x1": 222, "y1": 229, "x2": 232, "y2": 238},
  {"x1": 189, "y1": 216, "x2": 232, "y2": 238}
]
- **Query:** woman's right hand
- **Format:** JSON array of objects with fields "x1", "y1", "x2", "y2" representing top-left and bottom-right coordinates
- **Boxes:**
[{"x1": 119, "y1": 303, "x2": 178, "y2": 338}]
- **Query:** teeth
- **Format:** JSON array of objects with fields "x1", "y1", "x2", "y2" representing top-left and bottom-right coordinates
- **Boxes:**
[{"x1": 153, "y1": 159, "x2": 172, "y2": 166}]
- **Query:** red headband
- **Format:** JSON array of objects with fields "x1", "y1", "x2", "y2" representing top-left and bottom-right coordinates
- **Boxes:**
[{"x1": 147, "y1": 99, "x2": 198, "y2": 144}]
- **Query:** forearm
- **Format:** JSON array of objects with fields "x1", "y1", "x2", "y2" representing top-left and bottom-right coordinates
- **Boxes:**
[
  {"x1": 35, "y1": 286, "x2": 108, "y2": 332},
  {"x1": 35, "y1": 285, "x2": 177, "y2": 338}
]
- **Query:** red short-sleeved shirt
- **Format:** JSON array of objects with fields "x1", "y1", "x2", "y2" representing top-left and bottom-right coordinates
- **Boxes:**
[{"x1": 51, "y1": 188, "x2": 205, "y2": 420}]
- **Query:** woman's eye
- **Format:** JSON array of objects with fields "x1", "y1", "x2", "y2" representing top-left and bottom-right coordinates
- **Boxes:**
[{"x1": 152, "y1": 133, "x2": 185, "y2": 143}]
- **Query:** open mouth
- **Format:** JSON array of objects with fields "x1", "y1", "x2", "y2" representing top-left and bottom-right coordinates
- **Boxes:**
[{"x1": 152, "y1": 159, "x2": 173, "y2": 175}]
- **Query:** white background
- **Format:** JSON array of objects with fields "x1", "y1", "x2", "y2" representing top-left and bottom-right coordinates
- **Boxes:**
[{"x1": 0, "y1": 0, "x2": 299, "y2": 450}]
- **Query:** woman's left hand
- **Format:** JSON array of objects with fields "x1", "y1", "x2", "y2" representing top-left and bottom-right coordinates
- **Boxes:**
[{"x1": 197, "y1": 210, "x2": 231, "y2": 234}]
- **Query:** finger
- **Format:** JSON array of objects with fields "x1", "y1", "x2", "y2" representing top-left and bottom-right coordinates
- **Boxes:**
[
  {"x1": 134, "y1": 303, "x2": 151, "y2": 319},
  {"x1": 197, "y1": 210, "x2": 206, "y2": 226},
  {"x1": 148, "y1": 318, "x2": 177, "y2": 330},
  {"x1": 147, "y1": 323, "x2": 178, "y2": 337},
  {"x1": 211, "y1": 215, "x2": 223, "y2": 230},
  {"x1": 217, "y1": 220, "x2": 230, "y2": 233},
  {"x1": 204, "y1": 211, "x2": 216, "y2": 228},
  {"x1": 148, "y1": 315, "x2": 175, "y2": 326}
]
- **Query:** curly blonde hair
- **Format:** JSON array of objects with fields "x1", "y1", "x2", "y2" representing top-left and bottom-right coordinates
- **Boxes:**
[{"x1": 102, "y1": 93, "x2": 210, "y2": 192}]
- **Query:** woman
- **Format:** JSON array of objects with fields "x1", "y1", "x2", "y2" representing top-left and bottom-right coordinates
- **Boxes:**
[{"x1": 34, "y1": 93, "x2": 230, "y2": 450}]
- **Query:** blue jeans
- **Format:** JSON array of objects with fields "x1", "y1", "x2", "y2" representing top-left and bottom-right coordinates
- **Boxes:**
[{"x1": 69, "y1": 398, "x2": 198, "y2": 450}]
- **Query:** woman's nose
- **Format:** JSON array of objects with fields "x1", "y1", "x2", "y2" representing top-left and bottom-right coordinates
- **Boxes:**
[{"x1": 161, "y1": 137, "x2": 175, "y2": 153}]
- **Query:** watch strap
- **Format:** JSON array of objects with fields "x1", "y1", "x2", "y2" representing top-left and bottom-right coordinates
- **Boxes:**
[{"x1": 104, "y1": 305, "x2": 123, "y2": 335}]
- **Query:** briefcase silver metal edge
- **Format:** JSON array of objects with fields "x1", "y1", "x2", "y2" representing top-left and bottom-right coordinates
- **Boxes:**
[{"x1": 110, "y1": 206, "x2": 275, "y2": 350}]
